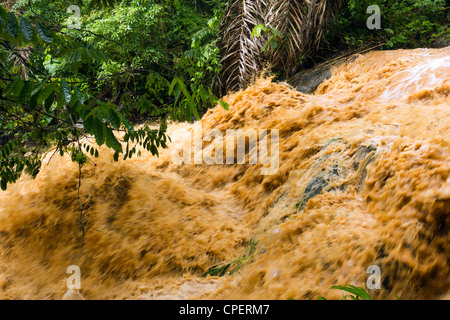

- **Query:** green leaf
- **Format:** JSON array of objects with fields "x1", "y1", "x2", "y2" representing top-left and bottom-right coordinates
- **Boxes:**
[
  {"x1": 122, "y1": 117, "x2": 134, "y2": 132},
  {"x1": 44, "y1": 91, "x2": 56, "y2": 111},
  {"x1": 198, "y1": 85, "x2": 208, "y2": 103},
  {"x1": 73, "y1": 85, "x2": 84, "y2": 105},
  {"x1": 93, "y1": 118, "x2": 106, "y2": 146},
  {"x1": 37, "y1": 81, "x2": 56, "y2": 105},
  {"x1": 150, "y1": 144, "x2": 159, "y2": 156},
  {"x1": 330, "y1": 285, "x2": 372, "y2": 300},
  {"x1": 272, "y1": 28, "x2": 282, "y2": 37},
  {"x1": 20, "y1": 17, "x2": 33, "y2": 42},
  {"x1": 185, "y1": 103, "x2": 191, "y2": 121},
  {"x1": 270, "y1": 40, "x2": 278, "y2": 50},
  {"x1": 138, "y1": 98, "x2": 151, "y2": 114},
  {"x1": 189, "y1": 96, "x2": 199, "y2": 120},
  {"x1": 4, "y1": 77, "x2": 24, "y2": 98},
  {"x1": 60, "y1": 79, "x2": 72, "y2": 104},
  {"x1": 108, "y1": 107, "x2": 121, "y2": 129},
  {"x1": 18, "y1": 81, "x2": 33, "y2": 105},
  {"x1": 83, "y1": 115, "x2": 94, "y2": 133},
  {"x1": 168, "y1": 77, "x2": 178, "y2": 96},
  {"x1": 28, "y1": 91, "x2": 38, "y2": 111},
  {"x1": 30, "y1": 77, "x2": 50, "y2": 97},
  {"x1": 177, "y1": 79, "x2": 199, "y2": 120},
  {"x1": 251, "y1": 24, "x2": 266, "y2": 38},
  {"x1": 0, "y1": 6, "x2": 7, "y2": 20},
  {"x1": 97, "y1": 105, "x2": 108, "y2": 123},
  {"x1": 36, "y1": 22, "x2": 53, "y2": 43},
  {"x1": 219, "y1": 100, "x2": 229, "y2": 111},
  {"x1": 105, "y1": 127, "x2": 122, "y2": 153},
  {"x1": 6, "y1": 12, "x2": 19, "y2": 38},
  {"x1": 208, "y1": 88, "x2": 218, "y2": 106},
  {"x1": 56, "y1": 88, "x2": 65, "y2": 110},
  {"x1": 173, "y1": 84, "x2": 181, "y2": 101}
]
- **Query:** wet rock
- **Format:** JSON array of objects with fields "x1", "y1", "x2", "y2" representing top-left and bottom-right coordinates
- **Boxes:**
[
  {"x1": 352, "y1": 144, "x2": 377, "y2": 187},
  {"x1": 299, "y1": 176, "x2": 328, "y2": 210},
  {"x1": 352, "y1": 145, "x2": 377, "y2": 170},
  {"x1": 431, "y1": 35, "x2": 450, "y2": 48},
  {"x1": 298, "y1": 164, "x2": 342, "y2": 211},
  {"x1": 297, "y1": 144, "x2": 378, "y2": 211},
  {"x1": 289, "y1": 65, "x2": 333, "y2": 94}
]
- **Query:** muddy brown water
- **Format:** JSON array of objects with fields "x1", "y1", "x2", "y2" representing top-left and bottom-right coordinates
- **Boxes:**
[{"x1": 0, "y1": 47, "x2": 449, "y2": 300}]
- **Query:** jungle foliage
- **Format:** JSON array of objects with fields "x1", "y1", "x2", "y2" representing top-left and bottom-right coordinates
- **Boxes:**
[
  {"x1": 326, "y1": 0, "x2": 449, "y2": 51},
  {"x1": 0, "y1": 0, "x2": 225, "y2": 190}
]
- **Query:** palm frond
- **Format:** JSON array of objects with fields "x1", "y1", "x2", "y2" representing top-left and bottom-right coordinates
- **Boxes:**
[
  {"x1": 268, "y1": 0, "x2": 344, "y2": 76},
  {"x1": 219, "y1": 0, "x2": 267, "y2": 94},
  {"x1": 219, "y1": 0, "x2": 343, "y2": 93}
]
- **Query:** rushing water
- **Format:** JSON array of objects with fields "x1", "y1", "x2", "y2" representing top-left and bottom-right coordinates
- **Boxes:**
[{"x1": 0, "y1": 47, "x2": 449, "y2": 300}]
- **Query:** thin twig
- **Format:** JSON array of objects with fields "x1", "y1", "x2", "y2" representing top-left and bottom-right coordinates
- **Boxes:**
[
  {"x1": 78, "y1": 161, "x2": 85, "y2": 252},
  {"x1": 46, "y1": 146, "x2": 59, "y2": 166},
  {"x1": 83, "y1": 224, "x2": 106, "y2": 235}
]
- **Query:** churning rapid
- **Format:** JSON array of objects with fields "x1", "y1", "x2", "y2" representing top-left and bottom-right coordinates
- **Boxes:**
[{"x1": 0, "y1": 47, "x2": 449, "y2": 300}]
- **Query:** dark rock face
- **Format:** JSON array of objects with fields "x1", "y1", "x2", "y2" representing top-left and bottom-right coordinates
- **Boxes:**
[
  {"x1": 299, "y1": 176, "x2": 328, "y2": 210},
  {"x1": 288, "y1": 55, "x2": 360, "y2": 94},
  {"x1": 352, "y1": 145, "x2": 376, "y2": 170},
  {"x1": 289, "y1": 65, "x2": 333, "y2": 94},
  {"x1": 351, "y1": 144, "x2": 377, "y2": 187},
  {"x1": 296, "y1": 142, "x2": 378, "y2": 212},
  {"x1": 431, "y1": 35, "x2": 450, "y2": 49}
]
